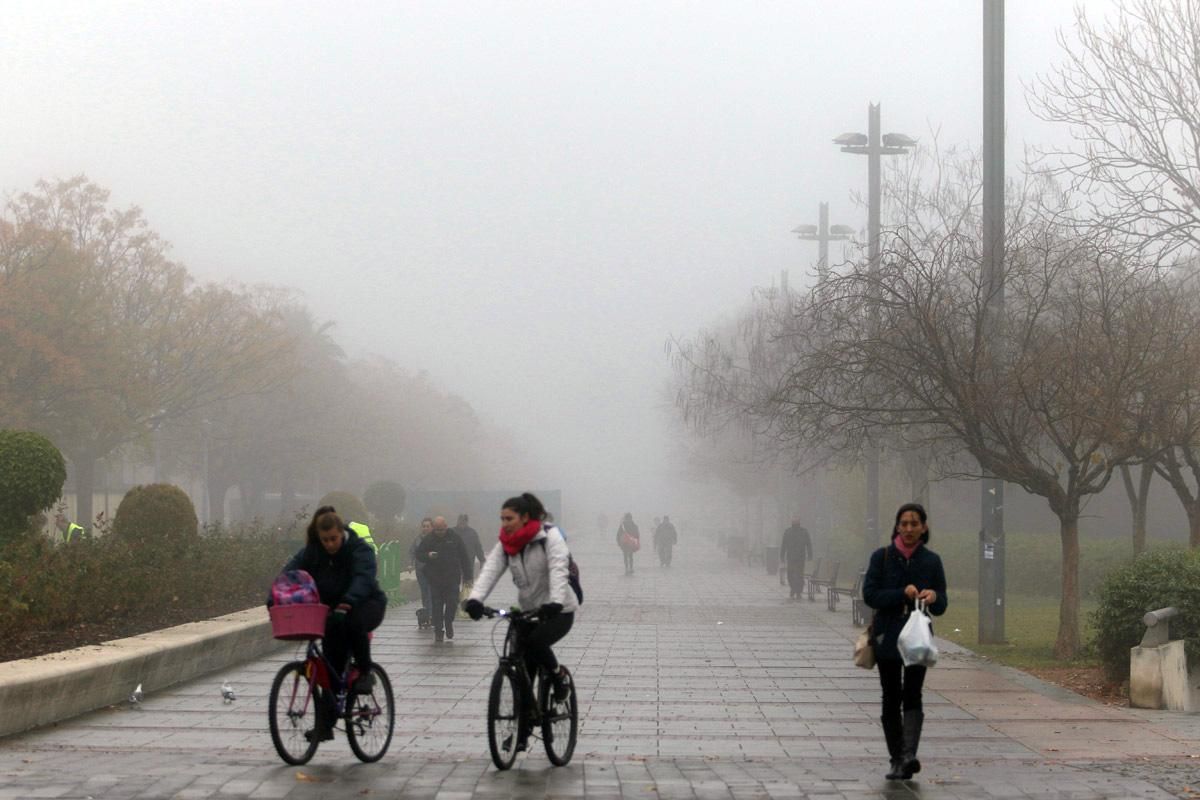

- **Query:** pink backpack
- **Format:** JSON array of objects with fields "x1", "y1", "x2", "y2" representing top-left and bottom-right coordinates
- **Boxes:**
[{"x1": 271, "y1": 570, "x2": 320, "y2": 606}]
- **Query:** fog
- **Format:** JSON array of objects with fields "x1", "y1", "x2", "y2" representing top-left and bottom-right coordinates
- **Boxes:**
[{"x1": 0, "y1": 1, "x2": 1118, "y2": 523}]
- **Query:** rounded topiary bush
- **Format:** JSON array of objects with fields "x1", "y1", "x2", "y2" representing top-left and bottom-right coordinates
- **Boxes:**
[
  {"x1": 0, "y1": 430, "x2": 66, "y2": 539},
  {"x1": 318, "y1": 490, "x2": 368, "y2": 526},
  {"x1": 364, "y1": 481, "x2": 406, "y2": 523},
  {"x1": 1091, "y1": 547, "x2": 1200, "y2": 682},
  {"x1": 113, "y1": 483, "x2": 199, "y2": 555}
]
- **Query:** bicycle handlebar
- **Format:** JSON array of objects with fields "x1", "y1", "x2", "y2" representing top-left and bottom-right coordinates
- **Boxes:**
[{"x1": 481, "y1": 606, "x2": 540, "y2": 622}]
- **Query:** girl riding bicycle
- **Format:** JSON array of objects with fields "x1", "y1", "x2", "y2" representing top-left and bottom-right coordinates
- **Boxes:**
[
  {"x1": 281, "y1": 505, "x2": 387, "y2": 738},
  {"x1": 464, "y1": 493, "x2": 577, "y2": 747}
]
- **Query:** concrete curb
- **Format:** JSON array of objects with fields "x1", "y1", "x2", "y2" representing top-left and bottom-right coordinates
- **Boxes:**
[{"x1": 0, "y1": 606, "x2": 281, "y2": 739}]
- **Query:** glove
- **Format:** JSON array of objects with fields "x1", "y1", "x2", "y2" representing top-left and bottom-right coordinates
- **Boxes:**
[
  {"x1": 464, "y1": 598, "x2": 485, "y2": 620},
  {"x1": 540, "y1": 602, "x2": 563, "y2": 619},
  {"x1": 330, "y1": 603, "x2": 350, "y2": 624}
]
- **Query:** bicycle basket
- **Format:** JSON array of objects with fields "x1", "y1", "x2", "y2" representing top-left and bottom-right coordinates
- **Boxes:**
[{"x1": 269, "y1": 603, "x2": 329, "y2": 640}]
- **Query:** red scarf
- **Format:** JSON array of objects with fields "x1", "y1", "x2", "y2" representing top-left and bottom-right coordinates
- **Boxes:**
[
  {"x1": 893, "y1": 534, "x2": 921, "y2": 560},
  {"x1": 500, "y1": 519, "x2": 542, "y2": 556}
]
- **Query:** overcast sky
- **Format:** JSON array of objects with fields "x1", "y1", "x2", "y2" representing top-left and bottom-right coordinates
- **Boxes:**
[{"x1": 0, "y1": 1, "x2": 1118, "y2": 518}]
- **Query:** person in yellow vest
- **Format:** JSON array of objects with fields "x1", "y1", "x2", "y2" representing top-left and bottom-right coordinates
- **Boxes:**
[
  {"x1": 348, "y1": 521, "x2": 378, "y2": 554},
  {"x1": 55, "y1": 513, "x2": 85, "y2": 543}
]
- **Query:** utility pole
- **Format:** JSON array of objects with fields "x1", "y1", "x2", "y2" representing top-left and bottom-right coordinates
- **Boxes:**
[
  {"x1": 979, "y1": 0, "x2": 1007, "y2": 644},
  {"x1": 836, "y1": 105, "x2": 916, "y2": 560}
]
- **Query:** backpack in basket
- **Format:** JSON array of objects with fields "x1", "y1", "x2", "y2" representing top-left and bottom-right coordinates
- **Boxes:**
[{"x1": 270, "y1": 569, "x2": 320, "y2": 606}]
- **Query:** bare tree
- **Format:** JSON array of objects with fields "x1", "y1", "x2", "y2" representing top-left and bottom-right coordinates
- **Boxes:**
[{"x1": 1030, "y1": 0, "x2": 1200, "y2": 257}]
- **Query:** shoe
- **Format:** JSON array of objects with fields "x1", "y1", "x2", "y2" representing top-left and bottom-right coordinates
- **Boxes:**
[
  {"x1": 445, "y1": 620, "x2": 454, "y2": 639},
  {"x1": 882, "y1": 714, "x2": 905, "y2": 780},
  {"x1": 900, "y1": 709, "x2": 924, "y2": 778},
  {"x1": 352, "y1": 672, "x2": 375, "y2": 693},
  {"x1": 305, "y1": 726, "x2": 335, "y2": 742},
  {"x1": 552, "y1": 668, "x2": 571, "y2": 703},
  {"x1": 435, "y1": 629, "x2": 444, "y2": 643}
]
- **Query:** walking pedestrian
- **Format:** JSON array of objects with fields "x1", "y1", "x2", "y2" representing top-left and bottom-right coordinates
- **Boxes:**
[
  {"x1": 455, "y1": 514, "x2": 486, "y2": 577},
  {"x1": 780, "y1": 519, "x2": 813, "y2": 601},
  {"x1": 410, "y1": 518, "x2": 434, "y2": 630},
  {"x1": 616, "y1": 513, "x2": 640, "y2": 575},
  {"x1": 862, "y1": 502, "x2": 948, "y2": 781},
  {"x1": 654, "y1": 515, "x2": 678, "y2": 567},
  {"x1": 415, "y1": 515, "x2": 473, "y2": 643}
]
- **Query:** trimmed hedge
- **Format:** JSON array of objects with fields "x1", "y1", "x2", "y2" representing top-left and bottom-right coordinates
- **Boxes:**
[
  {"x1": 0, "y1": 523, "x2": 291, "y2": 651},
  {"x1": 318, "y1": 490, "x2": 368, "y2": 527},
  {"x1": 113, "y1": 483, "x2": 199, "y2": 557},
  {"x1": 0, "y1": 430, "x2": 66, "y2": 540},
  {"x1": 1091, "y1": 548, "x2": 1200, "y2": 681}
]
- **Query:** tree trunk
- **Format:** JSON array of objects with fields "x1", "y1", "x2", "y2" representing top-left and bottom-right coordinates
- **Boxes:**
[
  {"x1": 208, "y1": 477, "x2": 231, "y2": 525},
  {"x1": 1120, "y1": 463, "x2": 1152, "y2": 556},
  {"x1": 1189, "y1": 503, "x2": 1200, "y2": 549},
  {"x1": 1054, "y1": 513, "x2": 1081, "y2": 660},
  {"x1": 72, "y1": 453, "x2": 97, "y2": 532}
]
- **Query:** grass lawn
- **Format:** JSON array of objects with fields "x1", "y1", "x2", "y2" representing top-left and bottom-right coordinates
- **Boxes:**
[{"x1": 935, "y1": 590, "x2": 1099, "y2": 669}]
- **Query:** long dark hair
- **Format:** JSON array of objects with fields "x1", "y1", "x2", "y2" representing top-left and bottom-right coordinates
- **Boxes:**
[
  {"x1": 502, "y1": 492, "x2": 546, "y2": 522},
  {"x1": 892, "y1": 502, "x2": 930, "y2": 544},
  {"x1": 306, "y1": 505, "x2": 345, "y2": 549}
]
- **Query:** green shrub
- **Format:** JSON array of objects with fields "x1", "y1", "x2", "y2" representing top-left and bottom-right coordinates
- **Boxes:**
[
  {"x1": 318, "y1": 490, "x2": 368, "y2": 526},
  {"x1": 113, "y1": 483, "x2": 199, "y2": 557},
  {"x1": 364, "y1": 481, "x2": 406, "y2": 523},
  {"x1": 1090, "y1": 548, "x2": 1200, "y2": 681},
  {"x1": 0, "y1": 430, "x2": 66, "y2": 540}
]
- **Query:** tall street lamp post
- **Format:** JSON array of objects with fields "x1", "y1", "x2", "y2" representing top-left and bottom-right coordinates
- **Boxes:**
[
  {"x1": 979, "y1": 0, "x2": 1007, "y2": 644},
  {"x1": 834, "y1": 103, "x2": 917, "y2": 560},
  {"x1": 793, "y1": 202, "x2": 855, "y2": 282}
]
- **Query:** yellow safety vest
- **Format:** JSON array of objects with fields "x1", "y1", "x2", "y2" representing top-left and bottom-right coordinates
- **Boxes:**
[
  {"x1": 64, "y1": 523, "x2": 84, "y2": 543},
  {"x1": 348, "y1": 521, "x2": 378, "y2": 554}
]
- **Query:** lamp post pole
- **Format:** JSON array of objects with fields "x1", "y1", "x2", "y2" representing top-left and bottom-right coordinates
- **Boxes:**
[
  {"x1": 793, "y1": 203, "x2": 853, "y2": 283},
  {"x1": 979, "y1": 0, "x2": 1007, "y2": 644},
  {"x1": 836, "y1": 103, "x2": 915, "y2": 559}
]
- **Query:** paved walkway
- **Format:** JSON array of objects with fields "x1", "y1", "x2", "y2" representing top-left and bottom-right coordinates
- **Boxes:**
[{"x1": 2, "y1": 534, "x2": 1199, "y2": 798}]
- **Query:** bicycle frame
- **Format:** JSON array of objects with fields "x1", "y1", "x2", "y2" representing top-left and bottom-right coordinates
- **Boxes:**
[{"x1": 298, "y1": 639, "x2": 361, "y2": 719}]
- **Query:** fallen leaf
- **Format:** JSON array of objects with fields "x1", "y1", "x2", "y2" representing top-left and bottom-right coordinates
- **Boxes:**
[{"x1": 296, "y1": 772, "x2": 325, "y2": 783}]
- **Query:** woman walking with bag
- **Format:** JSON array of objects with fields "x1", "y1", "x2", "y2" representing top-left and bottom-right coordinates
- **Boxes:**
[
  {"x1": 862, "y1": 502, "x2": 947, "y2": 781},
  {"x1": 616, "y1": 513, "x2": 640, "y2": 575}
]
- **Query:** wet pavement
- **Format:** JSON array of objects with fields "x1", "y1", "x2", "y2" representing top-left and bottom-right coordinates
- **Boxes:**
[{"x1": 1, "y1": 533, "x2": 1198, "y2": 798}]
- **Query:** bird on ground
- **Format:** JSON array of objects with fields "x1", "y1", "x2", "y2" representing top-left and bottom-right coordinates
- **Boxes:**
[
  {"x1": 221, "y1": 682, "x2": 237, "y2": 703},
  {"x1": 128, "y1": 683, "x2": 144, "y2": 705}
]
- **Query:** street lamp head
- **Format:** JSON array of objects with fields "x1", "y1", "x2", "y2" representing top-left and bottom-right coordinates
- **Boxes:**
[
  {"x1": 882, "y1": 132, "x2": 918, "y2": 148},
  {"x1": 791, "y1": 224, "x2": 818, "y2": 236},
  {"x1": 833, "y1": 132, "x2": 869, "y2": 147},
  {"x1": 829, "y1": 224, "x2": 857, "y2": 236}
]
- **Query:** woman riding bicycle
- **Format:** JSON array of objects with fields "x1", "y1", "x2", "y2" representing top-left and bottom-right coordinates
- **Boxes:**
[
  {"x1": 464, "y1": 493, "x2": 578, "y2": 745},
  {"x1": 282, "y1": 505, "x2": 387, "y2": 737}
]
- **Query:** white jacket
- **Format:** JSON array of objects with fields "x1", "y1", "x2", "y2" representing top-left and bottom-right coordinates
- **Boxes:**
[{"x1": 468, "y1": 525, "x2": 579, "y2": 613}]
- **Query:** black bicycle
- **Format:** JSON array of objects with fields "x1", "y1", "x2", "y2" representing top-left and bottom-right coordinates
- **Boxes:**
[
  {"x1": 480, "y1": 606, "x2": 578, "y2": 770},
  {"x1": 267, "y1": 636, "x2": 395, "y2": 765}
]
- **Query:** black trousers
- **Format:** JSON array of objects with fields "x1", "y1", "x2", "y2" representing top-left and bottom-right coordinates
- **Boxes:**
[
  {"x1": 324, "y1": 595, "x2": 386, "y2": 674},
  {"x1": 786, "y1": 560, "x2": 806, "y2": 595},
  {"x1": 430, "y1": 581, "x2": 460, "y2": 633},
  {"x1": 622, "y1": 550, "x2": 635, "y2": 572},
  {"x1": 521, "y1": 611, "x2": 574, "y2": 678},
  {"x1": 877, "y1": 659, "x2": 927, "y2": 715}
]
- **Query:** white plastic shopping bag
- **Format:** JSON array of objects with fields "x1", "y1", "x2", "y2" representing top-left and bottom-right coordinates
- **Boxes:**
[{"x1": 897, "y1": 598, "x2": 938, "y2": 668}]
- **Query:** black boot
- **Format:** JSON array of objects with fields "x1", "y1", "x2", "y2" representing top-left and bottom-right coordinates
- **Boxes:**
[
  {"x1": 882, "y1": 714, "x2": 905, "y2": 780},
  {"x1": 900, "y1": 709, "x2": 924, "y2": 778}
]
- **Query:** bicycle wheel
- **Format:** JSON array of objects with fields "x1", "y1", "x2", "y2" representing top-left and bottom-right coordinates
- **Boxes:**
[
  {"x1": 269, "y1": 660, "x2": 320, "y2": 765},
  {"x1": 345, "y1": 664, "x2": 395, "y2": 763},
  {"x1": 487, "y1": 666, "x2": 523, "y2": 770},
  {"x1": 539, "y1": 666, "x2": 578, "y2": 766}
]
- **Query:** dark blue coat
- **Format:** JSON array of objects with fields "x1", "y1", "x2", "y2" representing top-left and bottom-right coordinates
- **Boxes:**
[
  {"x1": 862, "y1": 541, "x2": 948, "y2": 662},
  {"x1": 283, "y1": 527, "x2": 386, "y2": 609}
]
